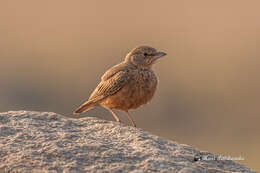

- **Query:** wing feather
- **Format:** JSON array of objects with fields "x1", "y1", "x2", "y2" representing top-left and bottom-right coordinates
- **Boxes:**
[{"x1": 89, "y1": 70, "x2": 129, "y2": 102}]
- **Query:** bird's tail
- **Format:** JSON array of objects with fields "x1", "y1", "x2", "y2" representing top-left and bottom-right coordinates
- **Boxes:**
[{"x1": 74, "y1": 100, "x2": 96, "y2": 114}]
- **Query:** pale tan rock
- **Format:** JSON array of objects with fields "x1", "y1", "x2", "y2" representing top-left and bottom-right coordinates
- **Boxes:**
[{"x1": 0, "y1": 111, "x2": 256, "y2": 173}]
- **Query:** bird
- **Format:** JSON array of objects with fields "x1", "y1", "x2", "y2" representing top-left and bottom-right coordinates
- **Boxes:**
[{"x1": 74, "y1": 45, "x2": 166, "y2": 127}]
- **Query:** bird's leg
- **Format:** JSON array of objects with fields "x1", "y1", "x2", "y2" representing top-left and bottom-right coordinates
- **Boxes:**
[
  {"x1": 106, "y1": 108, "x2": 121, "y2": 122},
  {"x1": 124, "y1": 111, "x2": 136, "y2": 127}
]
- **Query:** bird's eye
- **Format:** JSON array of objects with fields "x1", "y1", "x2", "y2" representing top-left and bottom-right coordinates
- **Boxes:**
[{"x1": 144, "y1": 53, "x2": 148, "y2": 56}]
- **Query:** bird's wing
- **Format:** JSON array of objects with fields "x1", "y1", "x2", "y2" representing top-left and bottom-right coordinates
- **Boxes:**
[
  {"x1": 101, "y1": 62, "x2": 127, "y2": 81},
  {"x1": 88, "y1": 70, "x2": 130, "y2": 102}
]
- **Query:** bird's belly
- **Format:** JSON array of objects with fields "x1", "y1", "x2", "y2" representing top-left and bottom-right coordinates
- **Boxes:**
[{"x1": 101, "y1": 72, "x2": 157, "y2": 110}]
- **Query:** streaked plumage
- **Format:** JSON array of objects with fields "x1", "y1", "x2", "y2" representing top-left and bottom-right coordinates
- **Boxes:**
[{"x1": 74, "y1": 45, "x2": 166, "y2": 127}]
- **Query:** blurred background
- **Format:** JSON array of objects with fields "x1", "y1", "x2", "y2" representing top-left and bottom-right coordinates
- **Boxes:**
[{"x1": 0, "y1": 0, "x2": 259, "y2": 171}]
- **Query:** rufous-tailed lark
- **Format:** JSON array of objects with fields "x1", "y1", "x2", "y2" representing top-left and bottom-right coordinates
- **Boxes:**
[{"x1": 74, "y1": 45, "x2": 166, "y2": 127}]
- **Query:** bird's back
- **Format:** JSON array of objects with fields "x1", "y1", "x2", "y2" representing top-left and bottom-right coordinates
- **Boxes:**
[{"x1": 88, "y1": 62, "x2": 131, "y2": 101}]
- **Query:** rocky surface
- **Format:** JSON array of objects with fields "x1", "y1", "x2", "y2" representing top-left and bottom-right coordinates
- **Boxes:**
[{"x1": 0, "y1": 111, "x2": 256, "y2": 173}]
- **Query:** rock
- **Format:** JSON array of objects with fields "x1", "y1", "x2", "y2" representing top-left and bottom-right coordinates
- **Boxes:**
[{"x1": 0, "y1": 111, "x2": 256, "y2": 173}]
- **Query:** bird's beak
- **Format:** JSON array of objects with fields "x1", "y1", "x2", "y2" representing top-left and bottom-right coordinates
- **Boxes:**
[
  {"x1": 156, "y1": 51, "x2": 167, "y2": 57},
  {"x1": 152, "y1": 51, "x2": 167, "y2": 62}
]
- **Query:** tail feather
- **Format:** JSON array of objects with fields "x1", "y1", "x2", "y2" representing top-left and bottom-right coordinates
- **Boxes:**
[{"x1": 74, "y1": 100, "x2": 96, "y2": 114}]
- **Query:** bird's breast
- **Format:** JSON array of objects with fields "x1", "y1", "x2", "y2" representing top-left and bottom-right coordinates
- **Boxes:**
[
  {"x1": 101, "y1": 69, "x2": 158, "y2": 110},
  {"x1": 131, "y1": 69, "x2": 158, "y2": 104}
]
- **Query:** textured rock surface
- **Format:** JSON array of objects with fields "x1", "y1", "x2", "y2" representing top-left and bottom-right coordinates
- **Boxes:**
[{"x1": 0, "y1": 111, "x2": 256, "y2": 173}]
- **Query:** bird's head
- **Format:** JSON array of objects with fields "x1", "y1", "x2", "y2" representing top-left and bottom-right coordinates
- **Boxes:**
[{"x1": 125, "y1": 45, "x2": 167, "y2": 68}]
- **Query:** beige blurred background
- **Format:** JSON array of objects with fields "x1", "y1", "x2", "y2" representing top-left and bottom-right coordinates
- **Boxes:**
[{"x1": 0, "y1": 0, "x2": 259, "y2": 171}]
